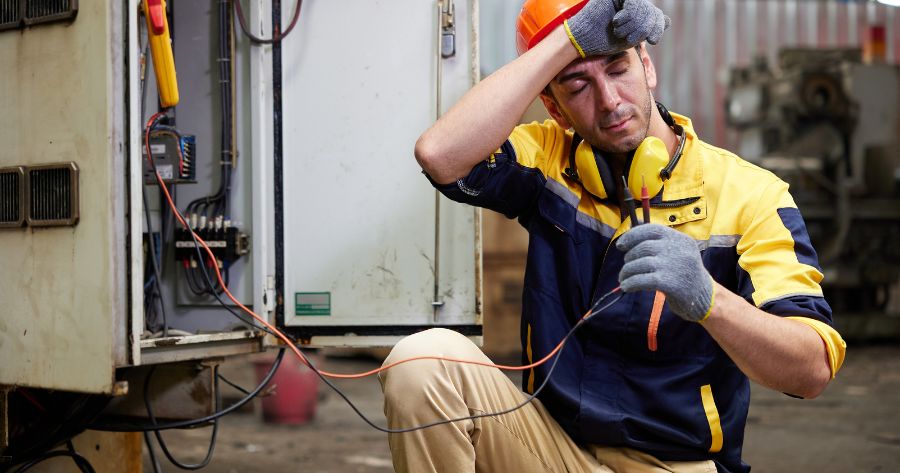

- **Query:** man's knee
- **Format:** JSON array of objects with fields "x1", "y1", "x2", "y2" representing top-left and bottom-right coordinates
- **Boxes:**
[
  {"x1": 380, "y1": 328, "x2": 485, "y2": 401},
  {"x1": 384, "y1": 328, "x2": 480, "y2": 365}
]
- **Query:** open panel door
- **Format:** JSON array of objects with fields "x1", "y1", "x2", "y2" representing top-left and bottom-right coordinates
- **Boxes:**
[{"x1": 252, "y1": 0, "x2": 482, "y2": 346}]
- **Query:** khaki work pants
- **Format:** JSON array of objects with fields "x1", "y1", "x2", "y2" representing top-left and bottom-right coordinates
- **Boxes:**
[{"x1": 379, "y1": 328, "x2": 717, "y2": 473}]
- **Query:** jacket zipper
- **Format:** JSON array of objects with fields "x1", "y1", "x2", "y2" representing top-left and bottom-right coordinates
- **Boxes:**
[{"x1": 651, "y1": 196, "x2": 700, "y2": 209}]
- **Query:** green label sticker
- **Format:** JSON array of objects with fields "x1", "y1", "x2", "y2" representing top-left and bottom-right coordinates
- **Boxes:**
[{"x1": 295, "y1": 292, "x2": 331, "y2": 316}]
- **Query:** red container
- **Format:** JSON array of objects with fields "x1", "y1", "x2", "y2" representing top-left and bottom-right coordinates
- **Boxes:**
[{"x1": 253, "y1": 352, "x2": 320, "y2": 424}]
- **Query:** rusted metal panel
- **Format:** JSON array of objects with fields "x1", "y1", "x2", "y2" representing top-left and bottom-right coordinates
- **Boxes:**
[
  {"x1": 66, "y1": 431, "x2": 143, "y2": 473},
  {"x1": 103, "y1": 361, "x2": 218, "y2": 421}
]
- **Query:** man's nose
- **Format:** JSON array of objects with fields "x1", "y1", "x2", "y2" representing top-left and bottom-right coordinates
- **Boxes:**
[{"x1": 595, "y1": 80, "x2": 619, "y2": 113}]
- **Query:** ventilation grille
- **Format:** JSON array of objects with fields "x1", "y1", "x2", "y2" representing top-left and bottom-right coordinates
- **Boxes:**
[
  {"x1": 0, "y1": 0, "x2": 77, "y2": 32},
  {"x1": 0, "y1": 0, "x2": 20, "y2": 28},
  {"x1": 0, "y1": 167, "x2": 25, "y2": 227},
  {"x1": 27, "y1": 162, "x2": 79, "y2": 227},
  {"x1": 25, "y1": 0, "x2": 73, "y2": 21}
]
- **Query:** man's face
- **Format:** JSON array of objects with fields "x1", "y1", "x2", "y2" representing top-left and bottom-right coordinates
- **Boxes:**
[{"x1": 542, "y1": 47, "x2": 656, "y2": 155}]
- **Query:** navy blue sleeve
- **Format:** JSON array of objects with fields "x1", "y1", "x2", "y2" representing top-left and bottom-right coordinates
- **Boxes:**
[
  {"x1": 760, "y1": 295, "x2": 833, "y2": 325},
  {"x1": 424, "y1": 140, "x2": 547, "y2": 220}
]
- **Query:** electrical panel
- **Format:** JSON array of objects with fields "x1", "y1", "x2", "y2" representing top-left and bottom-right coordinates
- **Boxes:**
[{"x1": 0, "y1": 0, "x2": 481, "y2": 396}]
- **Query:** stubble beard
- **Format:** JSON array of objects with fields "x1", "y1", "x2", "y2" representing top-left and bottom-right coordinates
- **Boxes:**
[{"x1": 583, "y1": 74, "x2": 654, "y2": 156}]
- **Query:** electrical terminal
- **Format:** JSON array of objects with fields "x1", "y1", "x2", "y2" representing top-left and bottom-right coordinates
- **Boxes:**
[{"x1": 174, "y1": 219, "x2": 251, "y2": 263}]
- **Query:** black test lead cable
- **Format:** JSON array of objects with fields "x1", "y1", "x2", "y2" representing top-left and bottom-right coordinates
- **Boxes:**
[
  {"x1": 91, "y1": 348, "x2": 286, "y2": 433},
  {"x1": 143, "y1": 365, "x2": 221, "y2": 470},
  {"x1": 136, "y1": 113, "x2": 626, "y2": 436},
  {"x1": 305, "y1": 287, "x2": 623, "y2": 434},
  {"x1": 11, "y1": 442, "x2": 96, "y2": 473},
  {"x1": 622, "y1": 176, "x2": 640, "y2": 227}
]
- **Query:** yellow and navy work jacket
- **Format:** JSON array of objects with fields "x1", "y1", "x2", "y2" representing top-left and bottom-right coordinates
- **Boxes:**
[{"x1": 428, "y1": 114, "x2": 846, "y2": 473}]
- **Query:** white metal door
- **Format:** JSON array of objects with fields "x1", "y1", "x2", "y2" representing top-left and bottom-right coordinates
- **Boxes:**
[{"x1": 253, "y1": 0, "x2": 481, "y2": 345}]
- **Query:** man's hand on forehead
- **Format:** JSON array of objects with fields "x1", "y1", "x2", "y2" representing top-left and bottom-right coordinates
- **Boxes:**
[
  {"x1": 612, "y1": 0, "x2": 670, "y2": 45},
  {"x1": 564, "y1": 0, "x2": 669, "y2": 58}
]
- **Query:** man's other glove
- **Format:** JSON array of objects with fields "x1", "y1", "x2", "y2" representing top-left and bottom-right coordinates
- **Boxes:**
[
  {"x1": 616, "y1": 224, "x2": 714, "y2": 322},
  {"x1": 565, "y1": 0, "x2": 670, "y2": 58}
]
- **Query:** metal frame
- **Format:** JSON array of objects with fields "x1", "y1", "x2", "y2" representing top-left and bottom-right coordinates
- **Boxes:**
[
  {"x1": 25, "y1": 161, "x2": 80, "y2": 227},
  {"x1": 138, "y1": 331, "x2": 265, "y2": 366},
  {"x1": 0, "y1": 0, "x2": 78, "y2": 32},
  {"x1": 0, "y1": 166, "x2": 25, "y2": 228}
]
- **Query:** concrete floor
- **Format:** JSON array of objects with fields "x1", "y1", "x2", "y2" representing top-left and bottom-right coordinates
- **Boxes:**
[{"x1": 143, "y1": 345, "x2": 900, "y2": 472}]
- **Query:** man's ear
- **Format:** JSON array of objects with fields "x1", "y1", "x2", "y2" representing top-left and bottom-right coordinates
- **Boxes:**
[{"x1": 539, "y1": 91, "x2": 572, "y2": 130}]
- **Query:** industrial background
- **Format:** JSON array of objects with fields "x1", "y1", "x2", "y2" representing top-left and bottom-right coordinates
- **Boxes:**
[{"x1": 0, "y1": 0, "x2": 898, "y2": 472}]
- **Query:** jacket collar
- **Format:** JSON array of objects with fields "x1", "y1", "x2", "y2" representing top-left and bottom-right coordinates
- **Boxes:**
[{"x1": 658, "y1": 112, "x2": 704, "y2": 202}]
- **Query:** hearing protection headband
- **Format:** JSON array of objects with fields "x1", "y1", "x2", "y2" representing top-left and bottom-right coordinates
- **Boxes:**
[
  {"x1": 563, "y1": 101, "x2": 685, "y2": 200},
  {"x1": 654, "y1": 101, "x2": 685, "y2": 180}
]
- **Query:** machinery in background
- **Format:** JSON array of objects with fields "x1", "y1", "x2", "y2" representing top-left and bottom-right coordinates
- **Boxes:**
[{"x1": 726, "y1": 48, "x2": 900, "y2": 337}]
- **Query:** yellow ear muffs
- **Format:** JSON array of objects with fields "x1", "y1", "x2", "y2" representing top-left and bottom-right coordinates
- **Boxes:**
[
  {"x1": 572, "y1": 136, "x2": 670, "y2": 201},
  {"x1": 566, "y1": 123, "x2": 683, "y2": 202},
  {"x1": 627, "y1": 136, "x2": 669, "y2": 199},
  {"x1": 573, "y1": 140, "x2": 612, "y2": 199}
]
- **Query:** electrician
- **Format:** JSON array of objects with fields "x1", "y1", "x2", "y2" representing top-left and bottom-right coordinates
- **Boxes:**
[{"x1": 380, "y1": 0, "x2": 846, "y2": 471}]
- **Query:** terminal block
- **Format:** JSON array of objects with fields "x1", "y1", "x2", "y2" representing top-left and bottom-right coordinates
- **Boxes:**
[{"x1": 174, "y1": 218, "x2": 249, "y2": 265}]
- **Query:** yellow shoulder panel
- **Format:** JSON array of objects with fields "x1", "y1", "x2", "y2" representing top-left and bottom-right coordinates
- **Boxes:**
[
  {"x1": 736, "y1": 180, "x2": 824, "y2": 306},
  {"x1": 508, "y1": 120, "x2": 569, "y2": 172}
]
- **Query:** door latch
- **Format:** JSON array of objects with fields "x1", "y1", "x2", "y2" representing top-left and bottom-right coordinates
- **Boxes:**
[{"x1": 440, "y1": 1, "x2": 456, "y2": 58}]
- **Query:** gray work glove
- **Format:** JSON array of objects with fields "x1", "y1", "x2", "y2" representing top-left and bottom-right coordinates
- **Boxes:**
[
  {"x1": 616, "y1": 224, "x2": 715, "y2": 322},
  {"x1": 613, "y1": 0, "x2": 671, "y2": 45},
  {"x1": 565, "y1": 0, "x2": 670, "y2": 58}
]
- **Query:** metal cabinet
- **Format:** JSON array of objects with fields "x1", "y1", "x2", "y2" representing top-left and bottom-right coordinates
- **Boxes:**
[{"x1": 0, "y1": 0, "x2": 481, "y2": 397}]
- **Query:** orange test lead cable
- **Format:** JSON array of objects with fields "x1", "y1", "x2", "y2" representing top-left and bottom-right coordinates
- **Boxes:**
[{"x1": 144, "y1": 112, "x2": 616, "y2": 380}]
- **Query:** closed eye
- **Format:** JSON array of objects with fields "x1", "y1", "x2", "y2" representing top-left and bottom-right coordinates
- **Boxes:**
[
  {"x1": 568, "y1": 84, "x2": 587, "y2": 95},
  {"x1": 608, "y1": 64, "x2": 628, "y2": 77},
  {"x1": 563, "y1": 79, "x2": 588, "y2": 95}
]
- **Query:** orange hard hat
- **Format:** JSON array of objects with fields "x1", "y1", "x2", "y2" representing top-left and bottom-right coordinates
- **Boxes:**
[{"x1": 516, "y1": 0, "x2": 588, "y2": 55}]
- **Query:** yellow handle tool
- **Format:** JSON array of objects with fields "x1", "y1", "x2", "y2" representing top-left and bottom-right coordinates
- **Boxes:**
[{"x1": 143, "y1": 0, "x2": 179, "y2": 108}]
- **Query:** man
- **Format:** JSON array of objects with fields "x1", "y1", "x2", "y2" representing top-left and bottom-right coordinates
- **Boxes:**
[{"x1": 380, "y1": 1, "x2": 846, "y2": 471}]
